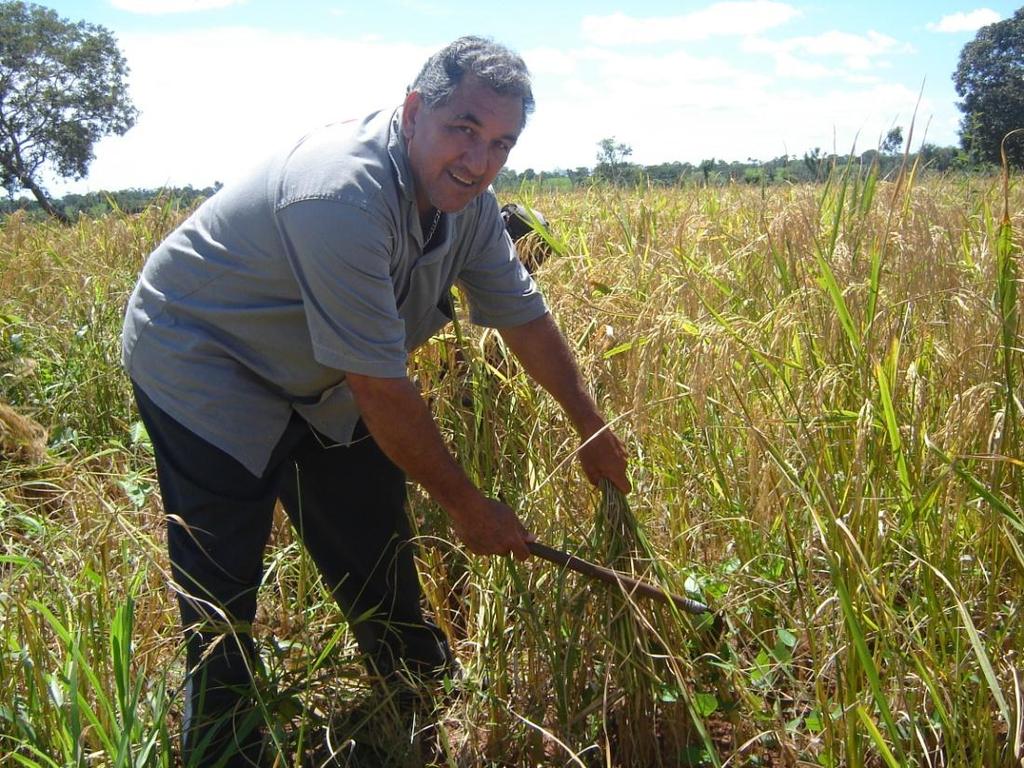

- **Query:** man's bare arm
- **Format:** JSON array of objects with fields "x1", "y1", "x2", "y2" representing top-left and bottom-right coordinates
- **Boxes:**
[
  {"x1": 499, "y1": 312, "x2": 630, "y2": 493},
  {"x1": 346, "y1": 372, "x2": 533, "y2": 559}
]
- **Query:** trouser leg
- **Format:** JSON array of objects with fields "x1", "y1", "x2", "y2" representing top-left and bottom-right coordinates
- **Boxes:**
[
  {"x1": 171, "y1": 504, "x2": 274, "y2": 767},
  {"x1": 132, "y1": 383, "x2": 288, "y2": 766},
  {"x1": 277, "y1": 422, "x2": 453, "y2": 686}
]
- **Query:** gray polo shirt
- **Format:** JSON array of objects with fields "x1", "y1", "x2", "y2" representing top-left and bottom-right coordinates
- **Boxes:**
[{"x1": 122, "y1": 107, "x2": 547, "y2": 476}]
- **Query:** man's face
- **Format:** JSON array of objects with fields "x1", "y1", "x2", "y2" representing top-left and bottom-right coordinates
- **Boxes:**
[{"x1": 402, "y1": 75, "x2": 523, "y2": 215}]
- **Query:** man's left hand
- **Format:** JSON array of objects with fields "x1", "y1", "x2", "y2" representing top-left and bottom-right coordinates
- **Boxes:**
[{"x1": 578, "y1": 423, "x2": 630, "y2": 494}]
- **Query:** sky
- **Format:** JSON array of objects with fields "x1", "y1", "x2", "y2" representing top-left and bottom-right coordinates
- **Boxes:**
[{"x1": 27, "y1": 0, "x2": 1021, "y2": 195}]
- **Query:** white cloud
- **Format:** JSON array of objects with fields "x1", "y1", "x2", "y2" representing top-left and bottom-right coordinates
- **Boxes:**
[
  {"x1": 745, "y1": 30, "x2": 913, "y2": 74},
  {"x1": 110, "y1": 0, "x2": 245, "y2": 13},
  {"x1": 522, "y1": 47, "x2": 579, "y2": 77},
  {"x1": 511, "y1": 48, "x2": 945, "y2": 172},
  {"x1": 581, "y1": 47, "x2": 758, "y2": 86},
  {"x1": 46, "y1": 30, "x2": 962, "y2": 195},
  {"x1": 52, "y1": 29, "x2": 431, "y2": 193},
  {"x1": 581, "y1": 1, "x2": 799, "y2": 46},
  {"x1": 927, "y1": 9, "x2": 1002, "y2": 33},
  {"x1": 769, "y1": 52, "x2": 841, "y2": 80}
]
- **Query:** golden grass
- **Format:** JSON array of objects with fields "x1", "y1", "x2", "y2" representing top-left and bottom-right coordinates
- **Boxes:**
[{"x1": 1, "y1": 171, "x2": 1022, "y2": 766}]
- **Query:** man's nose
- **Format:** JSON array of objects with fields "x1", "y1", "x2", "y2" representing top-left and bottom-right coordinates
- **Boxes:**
[{"x1": 462, "y1": 139, "x2": 487, "y2": 177}]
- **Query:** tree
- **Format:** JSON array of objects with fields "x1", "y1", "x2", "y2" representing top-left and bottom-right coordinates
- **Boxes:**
[
  {"x1": 594, "y1": 137, "x2": 639, "y2": 185},
  {"x1": 0, "y1": 1, "x2": 137, "y2": 221},
  {"x1": 566, "y1": 166, "x2": 590, "y2": 187},
  {"x1": 699, "y1": 157, "x2": 716, "y2": 186},
  {"x1": 953, "y1": 8, "x2": 1024, "y2": 168},
  {"x1": 918, "y1": 143, "x2": 962, "y2": 173},
  {"x1": 643, "y1": 161, "x2": 686, "y2": 186},
  {"x1": 493, "y1": 167, "x2": 519, "y2": 190},
  {"x1": 802, "y1": 148, "x2": 824, "y2": 181},
  {"x1": 881, "y1": 126, "x2": 903, "y2": 155}
]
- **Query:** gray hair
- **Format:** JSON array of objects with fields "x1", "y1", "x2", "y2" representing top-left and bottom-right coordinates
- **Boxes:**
[{"x1": 411, "y1": 36, "x2": 534, "y2": 128}]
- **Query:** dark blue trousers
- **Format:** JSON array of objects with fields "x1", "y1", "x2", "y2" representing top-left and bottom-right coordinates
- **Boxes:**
[{"x1": 132, "y1": 382, "x2": 452, "y2": 766}]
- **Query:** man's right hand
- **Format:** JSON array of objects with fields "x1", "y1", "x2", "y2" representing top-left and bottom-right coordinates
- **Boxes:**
[
  {"x1": 347, "y1": 372, "x2": 535, "y2": 561},
  {"x1": 446, "y1": 494, "x2": 534, "y2": 561}
]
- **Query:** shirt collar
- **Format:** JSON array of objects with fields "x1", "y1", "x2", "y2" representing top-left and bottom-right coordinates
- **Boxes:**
[{"x1": 387, "y1": 106, "x2": 415, "y2": 204}]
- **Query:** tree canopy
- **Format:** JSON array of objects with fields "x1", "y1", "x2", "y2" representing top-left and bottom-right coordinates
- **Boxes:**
[
  {"x1": 593, "y1": 137, "x2": 641, "y2": 186},
  {"x1": 881, "y1": 127, "x2": 904, "y2": 156},
  {"x1": 0, "y1": 1, "x2": 137, "y2": 220},
  {"x1": 953, "y1": 8, "x2": 1024, "y2": 168}
]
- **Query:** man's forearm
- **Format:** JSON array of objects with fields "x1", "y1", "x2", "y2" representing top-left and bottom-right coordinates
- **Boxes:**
[
  {"x1": 346, "y1": 373, "x2": 479, "y2": 510},
  {"x1": 346, "y1": 371, "x2": 535, "y2": 556}
]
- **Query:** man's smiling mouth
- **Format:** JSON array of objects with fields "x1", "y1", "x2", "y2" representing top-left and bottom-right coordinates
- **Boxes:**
[{"x1": 449, "y1": 171, "x2": 476, "y2": 187}]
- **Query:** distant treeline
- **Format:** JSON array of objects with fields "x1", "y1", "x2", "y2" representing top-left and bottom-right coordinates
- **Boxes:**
[
  {"x1": 0, "y1": 183, "x2": 224, "y2": 220},
  {"x1": 494, "y1": 143, "x2": 971, "y2": 192},
  {"x1": 0, "y1": 144, "x2": 976, "y2": 220}
]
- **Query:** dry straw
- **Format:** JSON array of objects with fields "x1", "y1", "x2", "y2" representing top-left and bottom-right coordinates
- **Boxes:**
[{"x1": 0, "y1": 400, "x2": 47, "y2": 464}]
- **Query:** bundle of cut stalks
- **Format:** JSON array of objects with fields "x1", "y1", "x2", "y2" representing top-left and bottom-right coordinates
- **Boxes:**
[
  {"x1": 592, "y1": 479, "x2": 692, "y2": 765},
  {"x1": 0, "y1": 400, "x2": 47, "y2": 465}
]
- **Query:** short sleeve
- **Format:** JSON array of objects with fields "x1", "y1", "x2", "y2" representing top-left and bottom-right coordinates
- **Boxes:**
[
  {"x1": 457, "y1": 195, "x2": 549, "y2": 328},
  {"x1": 275, "y1": 199, "x2": 408, "y2": 378}
]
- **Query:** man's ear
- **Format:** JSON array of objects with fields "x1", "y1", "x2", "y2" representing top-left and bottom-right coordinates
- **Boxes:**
[{"x1": 402, "y1": 90, "x2": 422, "y2": 141}]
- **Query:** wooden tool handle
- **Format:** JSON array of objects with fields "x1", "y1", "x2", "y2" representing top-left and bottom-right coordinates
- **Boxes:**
[{"x1": 527, "y1": 540, "x2": 710, "y2": 615}]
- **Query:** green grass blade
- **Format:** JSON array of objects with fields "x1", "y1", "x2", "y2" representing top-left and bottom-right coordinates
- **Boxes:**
[
  {"x1": 814, "y1": 247, "x2": 863, "y2": 357},
  {"x1": 833, "y1": 571, "x2": 906, "y2": 763},
  {"x1": 856, "y1": 704, "x2": 902, "y2": 768},
  {"x1": 917, "y1": 557, "x2": 1011, "y2": 726},
  {"x1": 926, "y1": 438, "x2": 1024, "y2": 535},
  {"x1": 995, "y1": 219, "x2": 1020, "y2": 453},
  {"x1": 874, "y1": 358, "x2": 912, "y2": 504},
  {"x1": 860, "y1": 162, "x2": 879, "y2": 216},
  {"x1": 864, "y1": 242, "x2": 883, "y2": 340}
]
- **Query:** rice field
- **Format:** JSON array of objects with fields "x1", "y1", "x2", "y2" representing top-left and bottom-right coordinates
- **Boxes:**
[{"x1": 1, "y1": 163, "x2": 1022, "y2": 767}]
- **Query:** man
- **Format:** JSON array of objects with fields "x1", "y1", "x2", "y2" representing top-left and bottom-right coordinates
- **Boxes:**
[{"x1": 123, "y1": 36, "x2": 628, "y2": 765}]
